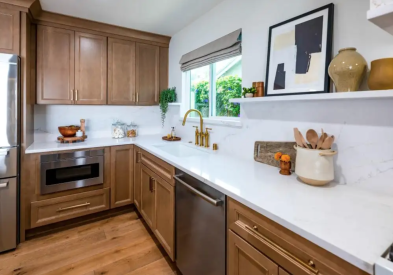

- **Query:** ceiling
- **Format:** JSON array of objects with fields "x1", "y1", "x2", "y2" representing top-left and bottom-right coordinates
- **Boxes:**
[{"x1": 39, "y1": 0, "x2": 225, "y2": 36}]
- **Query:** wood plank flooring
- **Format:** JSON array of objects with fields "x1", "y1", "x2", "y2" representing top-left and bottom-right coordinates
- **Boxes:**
[{"x1": 0, "y1": 211, "x2": 178, "y2": 275}]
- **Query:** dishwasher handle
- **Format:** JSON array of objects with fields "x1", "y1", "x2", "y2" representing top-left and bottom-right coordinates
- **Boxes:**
[{"x1": 174, "y1": 175, "x2": 223, "y2": 206}]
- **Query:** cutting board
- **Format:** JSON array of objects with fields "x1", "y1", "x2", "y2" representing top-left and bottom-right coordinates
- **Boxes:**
[{"x1": 254, "y1": 141, "x2": 297, "y2": 171}]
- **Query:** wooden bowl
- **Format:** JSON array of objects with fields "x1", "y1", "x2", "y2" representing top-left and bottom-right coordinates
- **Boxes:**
[{"x1": 58, "y1": 126, "x2": 80, "y2": 137}]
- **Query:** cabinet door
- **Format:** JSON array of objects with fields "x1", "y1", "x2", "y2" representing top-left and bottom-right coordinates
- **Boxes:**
[
  {"x1": 135, "y1": 43, "x2": 159, "y2": 105},
  {"x1": 159, "y1": 47, "x2": 169, "y2": 92},
  {"x1": 108, "y1": 38, "x2": 136, "y2": 105},
  {"x1": 37, "y1": 26, "x2": 75, "y2": 104},
  {"x1": 154, "y1": 176, "x2": 175, "y2": 261},
  {"x1": 279, "y1": 268, "x2": 291, "y2": 275},
  {"x1": 140, "y1": 164, "x2": 155, "y2": 228},
  {"x1": 133, "y1": 147, "x2": 142, "y2": 211},
  {"x1": 0, "y1": 8, "x2": 20, "y2": 54},
  {"x1": 228, "y1": 230, "x2": 279, "y2": 275},
  {"x1": 75, "y1": 32, "x2": 107, "y2": 105},
  {"x1": 110, "y1": 145, "x2": 134, "y2": 208}
]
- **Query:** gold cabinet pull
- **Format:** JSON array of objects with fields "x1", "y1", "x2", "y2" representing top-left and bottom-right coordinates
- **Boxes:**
[
  {"x1": 136, "y1": 93, "x2": 139, "y2": 103},
  {"x1": 57, "y1": 202, "x2": 90, "y2": 212},
  {"x1": 243, "y1": 224, "x2": 319, "y2": 274},
  {"x1": 75, "y1": 90, "x2": 78, "y2": 101},
  {"x1": 253, "y1": 225, "x2": 258, "y2": 231},
  {"x1": 70, "y1": 89, "x2": 74, "y2": 101},
  {"x1": 151, "y1": 178, "x2": 156, "y2": 192}
]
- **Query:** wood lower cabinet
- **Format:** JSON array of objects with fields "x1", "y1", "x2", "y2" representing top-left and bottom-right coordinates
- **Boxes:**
[
  {"x1": 0, "y1": 8, "x2": 20, "y2": 54},
  {"x1": 279, "y1": 268, "x2": 291, "y2": 275},
  {"x1": 228, "y1": 230, "x2": 278, "y2": 275},
  {"x1": 37, "y1": 25, "x2": 75, "y2": 104},
  {"x1": 140, "y1": 164, "x2": 155, "y2": 228},
  {"x1": 134, "y1": 146, "x2": 142, "y2": 210},
  {"x1": 75, "y1": 32, "x2": 107, "y2": 105},
  {"x1": 30, "y1": 188, "x2": 110, "y2": 228},
  {"x1": 108, "y1": 38, "x2": 136, "y2": 105},
  {"x1": 138, "y1": 159, "x2": 175, "y2": 261},
  {"x1": 110, "y1": 145, "x2": 134, "y2": 208},
  {"x1": 153, "y1": 174, "x2": 175, "y2": 260},
  {"x1": 136, "y1": 43, "x2": 159, "y2": 105}
]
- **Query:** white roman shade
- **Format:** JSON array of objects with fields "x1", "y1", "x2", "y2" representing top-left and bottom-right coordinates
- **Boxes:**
[{"x1": 179, "y1": 29, "x2": 242, "y2": 72}]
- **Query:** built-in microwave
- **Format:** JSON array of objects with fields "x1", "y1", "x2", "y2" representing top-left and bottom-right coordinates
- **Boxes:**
[{"x1": 40, "y1": 149, "x2": 104, "y2": 195}]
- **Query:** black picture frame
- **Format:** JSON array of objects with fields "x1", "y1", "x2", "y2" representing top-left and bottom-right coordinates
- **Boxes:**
[{"x1": 265, "y1": 3, "x2": 334, "y2": 97}]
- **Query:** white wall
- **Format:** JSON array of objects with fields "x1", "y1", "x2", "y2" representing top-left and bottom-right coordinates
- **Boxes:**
[
  {"x1": 169, "y1": 0, "x2": 393, "y2": 187},
  {"x1": 34, "y1": 105, "x2": 180, "y2": 141}
]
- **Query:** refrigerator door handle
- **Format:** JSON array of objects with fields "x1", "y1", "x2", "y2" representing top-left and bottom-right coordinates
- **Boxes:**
[
  {"x1": 0, "y1": 149, "x2": 10, "y2": 156},
  {"x1": 0, "y1": 181, "x2": 8, "y2": 188}
]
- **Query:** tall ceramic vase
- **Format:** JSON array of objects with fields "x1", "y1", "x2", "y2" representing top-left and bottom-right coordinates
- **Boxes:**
[{"x1": 328, "y1": 48, "x2": 367, "y2": 92}]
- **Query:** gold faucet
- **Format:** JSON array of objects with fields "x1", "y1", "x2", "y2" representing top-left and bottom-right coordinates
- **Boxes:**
[
  {"x1": 182, "y1": 109, "x2": 204, "y2": 146},
  {"x1": 204, "y1": 128, "x2": 212, "y2": 148}
]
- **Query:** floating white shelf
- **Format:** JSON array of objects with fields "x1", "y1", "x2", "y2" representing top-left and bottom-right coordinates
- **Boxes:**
[
  {"x1": 168, "y1": 103, "x2": 181, "y2": 106},
  {"x1": 368, "y1": 4, "x2": 393, "y2": 35},
  {"x1": 229, "y1": 90, "x2": 393, "y2": 104}
]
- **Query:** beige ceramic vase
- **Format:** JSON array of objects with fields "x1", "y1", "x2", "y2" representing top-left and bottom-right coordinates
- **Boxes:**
[{"x1": 328, "y1": 48, "x2": 367, "y2": 92}]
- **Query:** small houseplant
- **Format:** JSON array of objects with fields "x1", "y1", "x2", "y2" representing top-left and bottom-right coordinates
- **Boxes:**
[
  {"x1": 274, "y1": 152, "x2": 291, "y2": 175},
  {"x1": 159, "y1": 87, "x2": 177, "y2": 127},
  {"x1": 242, "y1": 87, "x2": 256, "y2": 98}
]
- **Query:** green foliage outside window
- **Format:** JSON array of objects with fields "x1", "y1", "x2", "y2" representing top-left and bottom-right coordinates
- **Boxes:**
[{"x1": 191, "y1": 76, "x2": 242, "y2": 117}]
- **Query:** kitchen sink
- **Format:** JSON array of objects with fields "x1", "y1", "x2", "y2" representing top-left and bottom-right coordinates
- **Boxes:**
[{"x1": 153, "y1": 143, "x2": 208, "y2": 158}]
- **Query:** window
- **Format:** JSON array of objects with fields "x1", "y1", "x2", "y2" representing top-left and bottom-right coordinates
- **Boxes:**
[{"x1": 187, "y1": 56, "x2": 242, "y2": 119}]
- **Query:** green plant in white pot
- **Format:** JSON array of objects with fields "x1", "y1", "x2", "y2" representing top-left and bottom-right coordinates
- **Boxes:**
[
  {"x1": 242, "y1": 87, "x2": 256, "y2": 98},
  {"x1": 159, "y1": 87, "x2": 177, "y2": 127}
]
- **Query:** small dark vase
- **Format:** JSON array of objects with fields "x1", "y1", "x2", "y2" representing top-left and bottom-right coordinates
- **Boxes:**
[{"x1": 279, "y1": 161, "x2": 291, "y2": 176}]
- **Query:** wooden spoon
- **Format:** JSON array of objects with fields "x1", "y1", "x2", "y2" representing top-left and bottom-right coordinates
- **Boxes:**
[
  {"x1": 297, "y1": 130, "x2": 309, "y2": 148},
  {"x1": 306, "y1": 129, "x2": 318, "y2": 149},
  {"x1": 321, "y1": 135, "x2": 335, "y2": 150},
  {"x1": 293, "y1": 128, "x2": 304, "y2": 148},
  {"x1": 316, "y1": 134, "x2": 325, "y2": 149}
]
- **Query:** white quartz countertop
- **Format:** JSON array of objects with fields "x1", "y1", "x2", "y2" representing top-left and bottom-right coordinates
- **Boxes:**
[{"x1": 26, "y1": 136, "x2": 393, "y2": 274}]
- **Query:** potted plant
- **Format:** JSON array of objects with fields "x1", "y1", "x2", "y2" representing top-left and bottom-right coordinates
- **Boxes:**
[
  {"x1": 242, "y1": 87, "x2": 256, "y2": 98},
  {"x1": 159, "y1": 87, "x2": 177, "y2": 127},
  {"x1": 274, "y1": 152, "x2": 291, "y2": 175}
]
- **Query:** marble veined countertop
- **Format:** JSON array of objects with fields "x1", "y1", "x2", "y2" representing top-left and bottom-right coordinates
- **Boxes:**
[{"x1": 26, "y1": 136, "x2": 393, "y2": 274}]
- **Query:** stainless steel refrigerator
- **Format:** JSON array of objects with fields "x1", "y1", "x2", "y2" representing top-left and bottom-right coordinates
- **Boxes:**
[{"x1": 0, "y1": 54, "x2": 19, "y2": 253}]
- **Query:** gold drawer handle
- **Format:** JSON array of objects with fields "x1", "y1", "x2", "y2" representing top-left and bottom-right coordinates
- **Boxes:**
[
  {"x1": 244, "y1": 224, "x2": 319, "y2": 274},
  {"x1": 57, "y1": 202, "x2": 90, "y2": 212}
]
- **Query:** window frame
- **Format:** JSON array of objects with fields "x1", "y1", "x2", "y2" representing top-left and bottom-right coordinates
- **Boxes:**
[{"x1": 181, "y1": 57, "x2": 243, "y2": 127}]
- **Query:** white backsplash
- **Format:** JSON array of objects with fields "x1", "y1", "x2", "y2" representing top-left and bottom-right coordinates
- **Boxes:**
[
  {"x1": 34, "y1": 105, "x2": 180, "y2": 142},
  {"x1": 172, "y1": 99, "x2": 393, "y2": 188}
]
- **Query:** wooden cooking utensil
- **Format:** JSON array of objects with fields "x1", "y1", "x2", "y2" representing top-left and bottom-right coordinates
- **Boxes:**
[
  {"x1": 306, "y1": 129, "x2": 318, "y2": 149},
  {"x1": 321, "y1": 135, "x2": 335, "y2": 150},
  {"x1": 297, "y1": 130, "x2": 309, "y2": 148},
  {"x1": 293, "y1": 128, "x2": 305, "y2": 148},
  {"x1": 316, "y1": 134, "x2": 325, "y2": 150}
]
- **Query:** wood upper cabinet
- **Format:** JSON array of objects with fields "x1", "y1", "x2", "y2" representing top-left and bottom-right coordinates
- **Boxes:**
[
  {"x1": 110, "y1": 145, "x2": 134, "y2": 208},
  {"x1": 37, "y1": 25, "x2": 75, "y2": 104},
  {"x1": 108, "y1": 38, "x2": 136, "y2": 105},
  {"x1": 134, "y1": 146, "x2": 142, "y2": 211},
  {"x1": 135, "y1": 43, "x2": 159, "y2": 105},
  {"x1": 153, "y1": 174, "x2": 175, "y2": 260},
  {"x1": 0, "y1": 8, "x2": 20, "y2": 54},
  {"x1": 75, "y1": 32, "x2": 107, "y2": 104},
  {"x1": 140, "y1": 164, "x2": 155, "y2": 228},
  {"x1": 228, "y1": 230, "x2": 278, "y2": 275},
  {"x1": 159, "y1": 47, "x2": 169, "y2": 92}
]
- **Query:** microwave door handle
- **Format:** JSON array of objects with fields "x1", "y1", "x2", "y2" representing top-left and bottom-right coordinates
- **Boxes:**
[
  {"x1": 174, "y1": 175, "x2": 222, "y2": 206},
  {"x1": 0, "y1": 181, "x2": 8, "y2": 189}
]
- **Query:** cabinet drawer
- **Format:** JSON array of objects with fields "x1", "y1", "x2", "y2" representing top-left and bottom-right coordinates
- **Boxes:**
[
  {"x1": 31, "y1": 188, "x2": 110, "y2": 228},
  {"x1": 228, "y1": 198, "x2": 367, "y2": 275},
  {"x1": 139, "y1": 148, "x2": 175, "y2": 185}
]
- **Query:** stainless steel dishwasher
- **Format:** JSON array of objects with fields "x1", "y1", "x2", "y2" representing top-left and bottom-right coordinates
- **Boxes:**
[{"x1": 174, "y1": 169, "x2": 226, "y2": 275}]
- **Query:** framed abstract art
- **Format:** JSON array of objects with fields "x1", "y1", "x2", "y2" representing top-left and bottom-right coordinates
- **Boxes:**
[{"x1": 265, "y1": 4, "x2": 334, "y2": 96}]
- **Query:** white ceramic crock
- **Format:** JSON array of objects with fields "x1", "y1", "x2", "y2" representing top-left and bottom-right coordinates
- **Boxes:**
[{"x1": 294, "y1": 145, "x2": 337, "y2": 186}]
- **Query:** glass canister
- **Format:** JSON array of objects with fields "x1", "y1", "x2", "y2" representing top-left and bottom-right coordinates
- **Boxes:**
[
  {"x1": 112, "y1": 121, "x2": 126, "y2": 139},
  {"x1": 127, "y1": 123, "x2": 138, "y2": 137}
]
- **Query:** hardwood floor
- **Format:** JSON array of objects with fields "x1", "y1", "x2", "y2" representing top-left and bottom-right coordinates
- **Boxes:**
[{"x1": 0, "y1": 211, "x2": 178, "y2": 275}]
